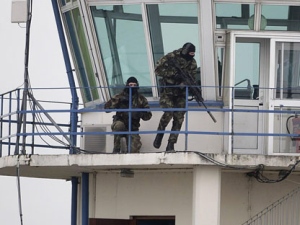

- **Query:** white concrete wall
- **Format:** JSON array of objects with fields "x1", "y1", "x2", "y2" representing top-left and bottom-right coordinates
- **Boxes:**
[
  {"x1": 85, "y1": 170, "x2": 300, "y2": 225},
  {"x1": 91, "y1": 171, "x2": 193, "y2": 225},
  {"x1": 81, "y1": 109, "x2": 223, "y2": 153}
]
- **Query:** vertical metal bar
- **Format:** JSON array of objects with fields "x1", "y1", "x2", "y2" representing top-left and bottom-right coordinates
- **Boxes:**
[
  {"x1": 279, "y1": 106, "x2": 283, "y2": 153},
  {"x1": 51, "y1": 0, "x2": 79, "y2": 154},
  {"x1": 0, "y1": 94, "x2": 3, "y2": 157},
  {"x1": 127, "y1": 88, "x2": 132, "y2": 153},
  {"x1": 231, "y1": 86, "x2": 235, "y2": 154},
  {"x1": 31, "y1": 100, "x2": 36, "y2": 154},
  {"x1": 8, "y1": 92, "x2": 12, "y2": 155},
  {"x1": 82, "y1": 173, "x2": 89, "y2": 225},
  {"x1": 71, "y1": 177, "x2": 78, "y2": 225},
  {"x1": 184, "y1": 86, "x2": 189, "y2": 151},
  {"x1": 51, "y1": 3, "x2": 79, "y2": 225}
]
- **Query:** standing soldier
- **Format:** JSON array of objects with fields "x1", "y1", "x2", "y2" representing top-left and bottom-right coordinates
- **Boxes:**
[
  {"x1": 105, "y1": 77, "x2": 152, "y2": 153},
  {"x1": 153, "y1": 42, "x2": 201, "y2": 152}
]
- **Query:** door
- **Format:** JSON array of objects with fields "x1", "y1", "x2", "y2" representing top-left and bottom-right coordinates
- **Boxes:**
[
  {"x1": 232, "y1": 37, "x2": 269, "y2": 154},
  {"x1": 268, "y1": 40, "x2": 300, "y2": 154},
  {"x1": 89, "y1": 216, "x2": 175, "y2": 225}
]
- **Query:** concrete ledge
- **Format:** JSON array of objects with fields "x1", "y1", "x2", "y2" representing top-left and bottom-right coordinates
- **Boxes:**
[{"x1": 0, "y1": 152, "x2": 299, "y2": 179}]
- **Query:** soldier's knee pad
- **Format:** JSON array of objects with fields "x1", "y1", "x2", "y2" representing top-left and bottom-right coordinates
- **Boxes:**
[{"x1": 112, "y1": 120, "x2": 126, "y2": 131}]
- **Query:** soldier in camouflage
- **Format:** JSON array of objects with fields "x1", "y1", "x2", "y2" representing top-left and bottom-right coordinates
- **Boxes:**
[
  {"x1": 105, "y1": 77, "x2": 152, "y2": 153},
  {"x1": 153, "y1": 43, "x2": 198, "y2": 152}
]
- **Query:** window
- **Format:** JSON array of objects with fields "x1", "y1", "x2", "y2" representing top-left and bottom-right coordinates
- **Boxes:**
[
  {"x1": 147, "y1": 3, "x2": 199, "y2": 63},
  {"x1": 64, "y1": 8, "x2": 99, "y2": 102},
  {"x1": 275, "y1": 42, "x2": 300, "y2": 99},
  {"x1": 91, "y1": 5, "x2": 151, "y2": 96},
  {"x1": 262, "y1": 5, "x2": 300, "y2": 31},
  {"x1": 215, "y1": 3, "x2": 255, "y2": 30}
]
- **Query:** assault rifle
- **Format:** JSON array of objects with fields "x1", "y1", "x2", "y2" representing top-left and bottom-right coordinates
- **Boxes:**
[{"x1": 169, "y1": 59, "x2": 217, "y2": 123}]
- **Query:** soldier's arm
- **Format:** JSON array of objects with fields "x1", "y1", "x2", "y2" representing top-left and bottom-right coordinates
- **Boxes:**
[
  {"x1": 155, "y1": 54, "x2": 176, "y2": 78},
  {"x1": 140, "y1": 97, "x2": 152, "y2": 121},
  {"x1": 104, "y1": 95, "x2": 121, "y2": 109},
  {"x1": 189, "y1": 60, "x2": 198, "y2": 79}
]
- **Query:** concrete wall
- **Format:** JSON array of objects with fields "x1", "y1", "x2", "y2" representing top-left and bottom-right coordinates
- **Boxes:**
[
  {"x1": 81, "y1": 109, "x2": 223, "y2": 154},
  {"x1": 85, "y1": 170, "x2": 300, "y2": 225}
]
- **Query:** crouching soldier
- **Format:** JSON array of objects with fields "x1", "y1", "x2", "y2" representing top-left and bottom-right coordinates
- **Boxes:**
[{"x1": 105, "y1": 77, "x2": 152, "y2": 153}]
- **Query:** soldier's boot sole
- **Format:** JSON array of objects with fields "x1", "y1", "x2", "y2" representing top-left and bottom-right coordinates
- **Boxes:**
[
  {"x1": 166, "y1": 141, "x2": 175, "y2": 152},
  {"x1": 153, "y1": 133, "x2": 164, "y2": 149}
]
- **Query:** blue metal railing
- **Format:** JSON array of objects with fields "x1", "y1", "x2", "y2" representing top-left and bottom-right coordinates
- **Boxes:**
[{"x1": 2, "y1": 86, "x2": 300, "y2": 156}]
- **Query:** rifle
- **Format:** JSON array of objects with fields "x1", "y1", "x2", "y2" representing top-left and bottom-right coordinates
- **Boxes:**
[{"x1": 169, "y1": 59, "x2": 217, "y2": 123}]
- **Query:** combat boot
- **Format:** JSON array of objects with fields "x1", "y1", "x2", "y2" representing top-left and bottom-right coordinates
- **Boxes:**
[
  {"x1": 113, "y1": 147, "x2": 120, "y2": 153},
  {"x1": 153, "y1": 133, "x2": 164, "y2": 149},
  {"x1": 166, "y1": 141, "x2": 175, "y2": 152}
]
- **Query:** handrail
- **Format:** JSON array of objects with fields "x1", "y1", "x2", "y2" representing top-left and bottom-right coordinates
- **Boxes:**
[{"x1": 1, "y1": 85, "x2": 300, "y2": 156}]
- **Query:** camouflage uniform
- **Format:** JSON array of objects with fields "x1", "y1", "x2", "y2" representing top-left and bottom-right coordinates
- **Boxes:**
[
  {"x1": 105, "y1": 88, "x2": 152, "y2": 153},
  {"x1": 155, "y1": 47, "x2": 197, "y2": 146}
]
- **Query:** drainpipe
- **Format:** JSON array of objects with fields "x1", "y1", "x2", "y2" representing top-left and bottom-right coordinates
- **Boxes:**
[{"x1": 51, "y1": 1, "x2": 79, "y2": 225}]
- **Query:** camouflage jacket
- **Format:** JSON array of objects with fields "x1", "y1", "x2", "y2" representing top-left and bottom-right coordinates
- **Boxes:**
[
  {"x1": 104, "y1": 90, "x2": 152, "y2": 131},
  {"x1": 155, "y1": 48, "x2": 197, "y2": 96}
]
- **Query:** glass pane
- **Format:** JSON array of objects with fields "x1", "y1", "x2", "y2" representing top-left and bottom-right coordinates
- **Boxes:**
[
  {"x1": 262, "y1": 5, "x2": 300, "y2": 31},
  {"x1": 64, "y1": 9, "x2": 92, "y2": 102},
  {"x1": 235, "y1": 42, "x2": 260, "y2": 99},
  {"x1": 273, "y1": 107, "x2": 300, "y2": 153},
  {"x1": 275, "y1": 42, "x2": 300, "y2": 99},
  {"x1": 72, "y1": 9, "x2": 99, "y2": 101},
  {"x1": 215, "y1": 3, "x2": 255, "y2": 30},
  {"x1": 91, "y1": 5, "x2": 151, "y2": 96},
  {"x1": 147, "y1": 3, "x2": 200, "y2": 88},
  {"x1": 60, "y1": 0, "x2": 66, "y2": 6},
  {"x1": 217, "y1": 47, "x2": 224, "y2": 96}
]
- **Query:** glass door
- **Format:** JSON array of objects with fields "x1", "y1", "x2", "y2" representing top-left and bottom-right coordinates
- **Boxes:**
[
  {"x1": 233, "y1": 38, "x2": 269, "y2": 154},
  {"x1": 269, "y1": 40, "x2": 300, "y2": 154}
]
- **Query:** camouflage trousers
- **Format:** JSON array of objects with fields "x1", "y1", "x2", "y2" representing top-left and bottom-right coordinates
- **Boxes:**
[
  {"x1": 111, "y1": 120, "x2": 142, "y2": 153},
  {"x1": 158, "y1": 94, "x2": 186, "y2": 143}
]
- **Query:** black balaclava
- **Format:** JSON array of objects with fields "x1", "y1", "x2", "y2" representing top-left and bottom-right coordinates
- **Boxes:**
[
  {"x1": 124, "y1": 76, "x2": 139, "y2": 95},
  {"x1": 180, "y1": 42, "x2": 196, "y2": 61}
]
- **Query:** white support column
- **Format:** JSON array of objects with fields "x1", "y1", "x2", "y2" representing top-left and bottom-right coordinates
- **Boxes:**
[{"x1": 193, "y1": 166, "x2": 221, "y2": 225}]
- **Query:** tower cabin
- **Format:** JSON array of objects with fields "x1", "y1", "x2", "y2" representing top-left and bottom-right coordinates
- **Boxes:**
[{"x1": 3, "y1": 0, "x2": 300, "y2": 225}]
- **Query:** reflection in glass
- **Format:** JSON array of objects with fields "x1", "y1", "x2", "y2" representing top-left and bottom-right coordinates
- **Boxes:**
[
  {"x1": 262, "y1": 5, "x2": 300, "y2": 31},
  {"x1": 215, "y1": 3, "x2": 254, "y2": 30},
  {"x1": 234, "y1": 42, "x2": 260, "y2": 99},
  {"x1": 276, "y1": 42, "x2": 300, "y2": 99}
]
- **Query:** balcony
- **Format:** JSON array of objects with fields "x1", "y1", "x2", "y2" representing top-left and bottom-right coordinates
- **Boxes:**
[{"x1": 2, "y1": 85, "x2": 300, "y2": 157}]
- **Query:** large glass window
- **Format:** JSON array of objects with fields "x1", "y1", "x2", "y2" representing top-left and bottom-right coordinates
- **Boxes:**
[
  {"x1": 262, "y1": 5, "x2": 300, "y2": 31},
  {"x1": 235, "y1": 42, "x2": 260, "y2": 99},
  {"x1": 147, "y1": 3, "x2": 200, "y2": 91},
  {"x1": 276, "y1": 42, "x2": 300, "y2": 99},
  {"x1": 64, "y1": 8, "x2": 99, "y2": 103},
  {"x1": 148, "y1": 3, "x2": 199, "y2": 63},
  {"x1": 91, "y1": 5, "x2": 151, "y2": 96},
  {"x1": 215, "y1": 3, "x2": 255, "y2": 30}
]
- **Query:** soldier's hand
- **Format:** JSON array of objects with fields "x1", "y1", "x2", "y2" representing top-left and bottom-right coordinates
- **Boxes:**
[
  {"x1": 174, "y1": 71, "x2": 183, "y2": 82},
  {"x1": 131, "y1": 111, "x2": 141, "y2": 119},
  {"x1": 197, "y1": 95, "x2": 204, "y2": 102},
  {"x1": 119, "y1": 96, "x2": 129, "y2": 103}
]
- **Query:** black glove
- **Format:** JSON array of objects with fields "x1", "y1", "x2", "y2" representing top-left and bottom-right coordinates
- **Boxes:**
[
  {"x1": 131, "y1": 111, "x2": 141, "y2": 119},
  {"x1": 119, "y1": 96, "x2": 129, "y2": 104},
  {"x1": 174, "y1": 71, "x2": 183, "y2": 83}
]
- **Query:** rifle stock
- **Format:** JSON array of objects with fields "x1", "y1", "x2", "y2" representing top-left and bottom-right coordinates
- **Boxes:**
[{"x1": 170, "y1": 59, "x2": 217, "y2": 123}]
